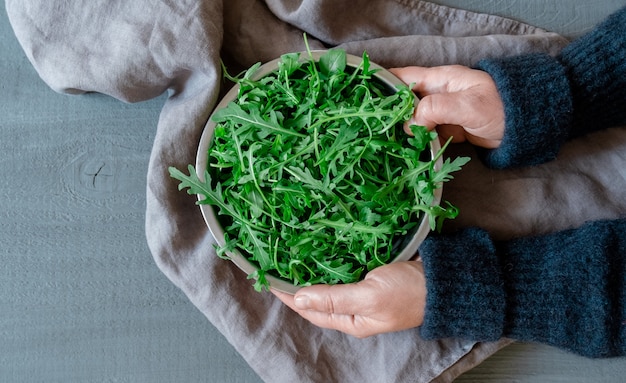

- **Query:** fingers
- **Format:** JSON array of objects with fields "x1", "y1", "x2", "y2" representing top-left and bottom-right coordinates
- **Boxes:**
[
  {"x1": 392, "y1": 66, "x2": 505, "y2": 148},
  {"x1": 392, "y1": 66, "x2": 481, "y2": 132},
  {"x1": 390, "y1": 66, "x2": 446, "y2": 96},
  {"x1": 402, "y1": 95, "x2": 466, "y2": 134},
  {"x1": 293, "y1": 281, "x2": 376, "y2": 315},
  {"x1": 411, "y1": 92, "x2": 472, "y2": 130},
  {"x1": 270, "y1": 282, "x2": 373, "y2": 319},
  {"x1": 272, "y1": 261, "x2": 427, "y2": 338},
  {"x1": 271, "y1": 288, "x2": 296, "y2": 309},
  {"x1": 273, "y1": 281, "x2": 381, "y2": 338},
  {"x1": 390, "y1": 65, "x2": 473, "y2": 96},
  {"x1": 436, "y1": 124, "x2": 467, "y2": 144}
]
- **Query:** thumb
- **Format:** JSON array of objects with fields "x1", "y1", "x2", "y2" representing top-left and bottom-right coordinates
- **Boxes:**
[
  {"x1": 293, "y1": 282, "x2": 375, "y2": 315},
  {"x1": 412, "y1": 92, "x2": 469, "y2": 130}
]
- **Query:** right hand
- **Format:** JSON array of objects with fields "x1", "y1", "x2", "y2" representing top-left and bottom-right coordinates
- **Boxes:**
[
  {"x1": 390, "y1": 65, "x2": 505, "y2": 149},
  {"x1": 272, "y1": 260, "x2": 426, "y2": 338}
]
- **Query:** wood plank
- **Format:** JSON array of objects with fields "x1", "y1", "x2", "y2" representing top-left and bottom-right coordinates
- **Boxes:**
[
  {"x1": 0, "y1": 10, "x2": 263, "y2": 380},
  {"x1": 457, "y1": 343, "x2": 626, "y2": 382},
  {"x1": 430, "y1": 0, "x2": 626, "y2": 38}
]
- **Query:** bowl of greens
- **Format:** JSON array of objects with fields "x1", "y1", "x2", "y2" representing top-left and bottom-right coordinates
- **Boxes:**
[{"x1": 170, "y1": 46, "x2": 468, "y2": 294}]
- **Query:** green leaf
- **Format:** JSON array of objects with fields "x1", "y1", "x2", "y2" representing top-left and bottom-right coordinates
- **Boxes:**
[
  {"x1": 408, "y1": 124, "x2": 437, "y2": 151},
  {"x1": 249, "y1": 270, "x2": 269, "y2": 292},
  {"x1": 319, "y1": 49, "x2": 347, "y2": 76},
  {"x1": 313, "y1": 258, "x2": 362, "y2": 284},
  {"x1": 244, "y1": 225, "x2": 272, "y2": 271},
  {"x1": 278, "y1": 52, "x2": 301, "y2": 76},
  {"x1": 431, "y1": 156, "x2": 472, "y2": 184},
  {"x1": 212, "y1": 102, "x2": 306, "y2": 138}
]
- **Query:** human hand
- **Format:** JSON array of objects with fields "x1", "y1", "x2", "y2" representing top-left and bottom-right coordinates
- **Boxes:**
[
  {"x1": 390, "y1": 65, "x2": 505, "y2": 149},
  {"x1": 272, "y1": 260, "x2": 426, "y2": 338}
]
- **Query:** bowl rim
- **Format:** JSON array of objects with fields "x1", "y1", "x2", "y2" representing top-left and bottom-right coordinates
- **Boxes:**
[{"x1": 195, "y1": 50, "x2": 443, "y2": 294}]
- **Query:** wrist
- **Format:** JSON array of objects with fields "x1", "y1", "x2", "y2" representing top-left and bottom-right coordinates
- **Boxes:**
[
  {"x1": 474, "y1": 53, "x2": 572, "y2": 169},
  {"x1": 418, "y1": 228, "x2": 505, "y2": 341}
]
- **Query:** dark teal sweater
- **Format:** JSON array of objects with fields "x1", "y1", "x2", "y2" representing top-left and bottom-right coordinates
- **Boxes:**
[{"x1": 419, "y1": 7, "x2": 626, "y2": 358}]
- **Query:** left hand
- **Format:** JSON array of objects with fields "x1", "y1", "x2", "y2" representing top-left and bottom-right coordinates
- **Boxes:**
[
  {"x1": 272, "y1": 260, "x2": 426, "y2": 338},
  {"x1": 390, "y1": 65, "x2": 505, "y2": 149}
]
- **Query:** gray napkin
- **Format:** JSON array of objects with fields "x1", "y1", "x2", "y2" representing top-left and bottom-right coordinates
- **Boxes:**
[{"x1": 11, "y1": 1, "x2": 620, "y2": 382}]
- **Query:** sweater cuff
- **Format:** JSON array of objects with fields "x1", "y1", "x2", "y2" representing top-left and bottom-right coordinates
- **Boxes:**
[
  {"x1": 474, "y1": 54, "x2": 572, "y2": 169},
  {"x1": 418, "y1": 228, "x2": 505, "y2": 341},
  {"x1": 419, "y1": 220, "x2": 626, "y2": 358}
]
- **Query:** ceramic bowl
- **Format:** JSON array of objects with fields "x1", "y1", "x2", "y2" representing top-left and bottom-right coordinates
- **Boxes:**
[{"x1": 195, "y1": 51, "x2": 443, "y2": 294}]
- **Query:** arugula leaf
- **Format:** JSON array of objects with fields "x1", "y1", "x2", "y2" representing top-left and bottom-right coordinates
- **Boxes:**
[
  {"x1": 431, "y1": 156, "x2": 471, "y2": 184},
  {"x1": 212, "y1": 102, "x2": 306, "y2": 138},
  {"x1": 319, "y1": 48, "x2": 347, "y2": 76},
  {"x1": 278, "y1": 52, "x2": 301, "y2": 77},
  {"x1": 312, "y1": 257, "x2": 362, "y2": 284},
  {"x1": 408, "y1": 124, "x2": 438, "y2": 151}
]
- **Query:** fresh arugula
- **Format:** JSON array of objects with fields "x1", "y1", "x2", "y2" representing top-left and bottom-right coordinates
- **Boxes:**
[{"x1": 170, "y1": 46, "x2": 470, "y2": 292}]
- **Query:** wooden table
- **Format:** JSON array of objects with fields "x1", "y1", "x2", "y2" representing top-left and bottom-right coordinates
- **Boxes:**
[{"x1": 2, "y1": 1, "x2": 625, "y2": 382}]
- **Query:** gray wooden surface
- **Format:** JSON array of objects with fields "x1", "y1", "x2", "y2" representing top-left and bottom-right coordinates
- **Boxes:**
[
  {"x1": 0, "y1": 6, "x2": 260, "y2": 381},
  {"x1": 1, "y1": 1, "x2": 626, "y2": 382}
]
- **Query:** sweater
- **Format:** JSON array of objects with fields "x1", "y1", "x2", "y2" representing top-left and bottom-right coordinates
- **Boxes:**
[{"x1": 418, "y1": 6, "x2": 626, "y2": 358}]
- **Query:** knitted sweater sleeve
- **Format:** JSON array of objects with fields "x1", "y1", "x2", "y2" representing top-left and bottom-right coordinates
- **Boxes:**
[
  {"x1": 418, "y1": 219, "x2": 626, "y2": 358},
  {"x1": 418, "y1": 7, "x2": 626, "y2": 358},
  {"x1": 474, "y1": 6, "x2": 626, "y2": 169}
]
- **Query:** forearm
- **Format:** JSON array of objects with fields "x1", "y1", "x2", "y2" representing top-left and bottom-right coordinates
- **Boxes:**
[
  {"x1": 475, "y1": 54, "x2": 572, "y2": 168},
  {"x1": 418, "y1": 218, "x2": 626, "y2": 358},
  {"x1": 475, "y1": 6, "x2": 626, "y2": 169}
]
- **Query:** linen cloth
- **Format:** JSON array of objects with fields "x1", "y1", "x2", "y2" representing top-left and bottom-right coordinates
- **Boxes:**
[{"x1": 10, "y1": 1, "x2": 622, "y2": 382}]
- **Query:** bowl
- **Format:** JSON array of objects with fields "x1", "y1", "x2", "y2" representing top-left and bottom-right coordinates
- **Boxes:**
[{"x1": 195, "y1": 51, "x2": 443, "y2": 294}]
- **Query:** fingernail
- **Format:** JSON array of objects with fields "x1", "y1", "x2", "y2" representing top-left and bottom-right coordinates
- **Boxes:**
[
  {"x1": 404, "y1": 119, "x2": 417, "y2": 135},
  {"x1": 294, "y1": 294, "x2": 309, "y2": 309}
]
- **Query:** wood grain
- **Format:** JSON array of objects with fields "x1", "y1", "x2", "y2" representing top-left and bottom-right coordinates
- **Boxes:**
[
  {"x1": 456, "y1": 343, "x2": 626, "y2": 383},
  {"x1": 0, "y1": 10, "x2": 263, "y2": 381},
  {"x1": 431, "y1": 0, "x2": 626, "y2": 38}
]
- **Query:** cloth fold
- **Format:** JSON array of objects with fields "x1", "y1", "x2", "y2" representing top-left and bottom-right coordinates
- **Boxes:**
[{"x1": 11, "y1": 0, "x2": 615, "y2": 381}]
